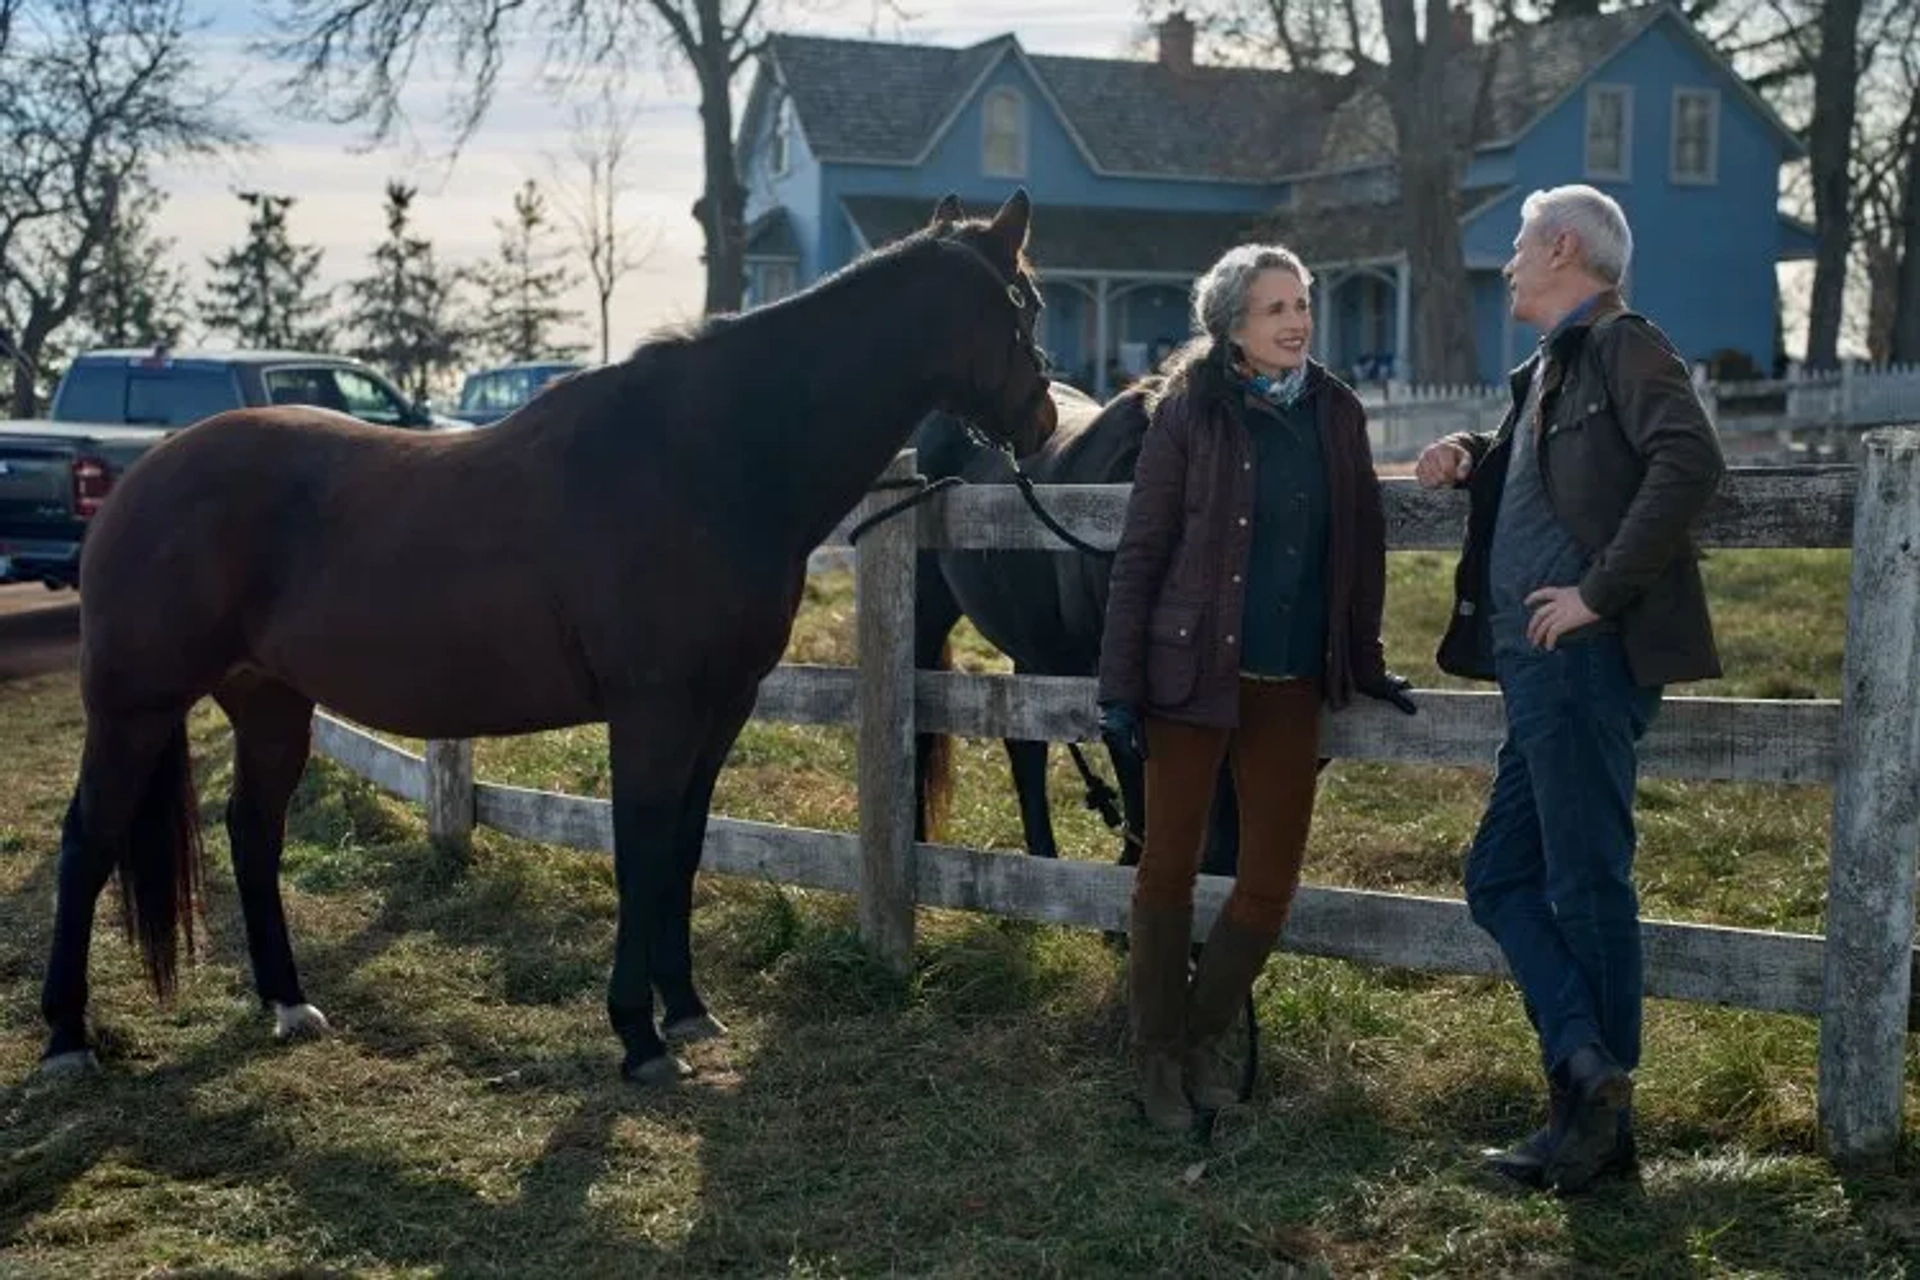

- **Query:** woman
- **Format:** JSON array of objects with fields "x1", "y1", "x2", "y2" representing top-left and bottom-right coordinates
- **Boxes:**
[{"x1": 1097, "y1": 243, "x2": 1417, "y2": 1133}]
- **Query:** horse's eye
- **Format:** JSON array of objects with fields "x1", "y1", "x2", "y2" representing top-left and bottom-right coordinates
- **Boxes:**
[{"x1": 1005, "y1": 283, "x2": 1024, "y2": 309}]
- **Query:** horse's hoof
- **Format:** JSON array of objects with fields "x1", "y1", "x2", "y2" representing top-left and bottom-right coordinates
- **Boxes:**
[
  {"x1": 662, "y1": 1012, "x2": 728, "y2": 1045},
  {"x1": 38, "y1": 1049, "x2": 99, "y2": 1078},
  {"x1": 622, "y1": 1053, "x2": 693, "y2": 1086},
  {"x1": 273, "y1": 1002, "x2": 332, "y2": 1042}
]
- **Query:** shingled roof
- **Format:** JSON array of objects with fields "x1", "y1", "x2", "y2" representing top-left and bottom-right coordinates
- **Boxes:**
[{"x1": 760, "y1": 6, "x2": 1748, "y2": 183}]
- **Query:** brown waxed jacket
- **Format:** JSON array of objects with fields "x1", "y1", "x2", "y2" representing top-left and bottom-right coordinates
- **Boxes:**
[
  {"x1": 1097, "y1": 341, "x2": 1389, "y2": 728},
  {"x1": 1435, "y1": 290, "x2": 1725, "y2": 687}
]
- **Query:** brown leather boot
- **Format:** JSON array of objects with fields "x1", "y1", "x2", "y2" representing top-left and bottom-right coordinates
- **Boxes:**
[
  {"x1": 1184, "y1": 912, "x2": 1280, "y2": 1111},
  {"x1": 1127, "y1": 901, "x2": 1196, "y2": 1134}
]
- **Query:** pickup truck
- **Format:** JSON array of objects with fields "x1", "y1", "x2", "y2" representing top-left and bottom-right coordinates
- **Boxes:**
[{"x1": 1, "y1": 347, "x2": 466, "y2": 590}]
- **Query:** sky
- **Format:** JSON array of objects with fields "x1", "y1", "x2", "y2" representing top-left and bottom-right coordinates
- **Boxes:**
[{"x1": 152, "y1": 1, "x2": 1161, "y2": 359}]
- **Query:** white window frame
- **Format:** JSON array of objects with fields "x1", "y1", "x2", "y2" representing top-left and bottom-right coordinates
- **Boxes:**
[
  {"x1": 769, "y1": 98, "x2": 792, "y2": 178},
  {"x1": 981, "y1": 88, "x2": 1027, "y2": 179},
  {"x1": 1584, "y1": 84, "x2": 1632, "y2": 181},
  {"x1": 1670, "y1": 87, "x2": 1719, "y2": 186},
  {"x1": 755, "y1": 260, "x2": 797, "y2": 305}
]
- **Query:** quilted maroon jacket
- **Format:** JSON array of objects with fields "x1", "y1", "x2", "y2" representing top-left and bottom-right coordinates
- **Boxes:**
[{"x1": 1096, "y1": 341, "x2": 1389, "y2": 728}]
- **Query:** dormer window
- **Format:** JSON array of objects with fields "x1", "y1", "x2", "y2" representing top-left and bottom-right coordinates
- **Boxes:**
[
  {"x1": 770, "y1": 98, "x2": 793, "y2": 178},
  {"x1": 982, "y1": 88, "x2": 1027, "y2": 178}
]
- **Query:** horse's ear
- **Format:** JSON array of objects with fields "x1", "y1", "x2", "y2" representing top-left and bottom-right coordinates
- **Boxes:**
[
  {"x1": 929, "y1": 193, "x2": 963, "y2": 231},
  {"x1": 985, "y1": 187, "x2": 1031, "y2": 258}
]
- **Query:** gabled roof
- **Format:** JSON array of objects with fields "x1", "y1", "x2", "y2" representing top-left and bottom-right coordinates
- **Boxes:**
[
  {"x1": 765, "y1": 31, "x2": 1343, "y2": 182},
  {"x1": 757, "y1": 4, "x2": 1803, "y2": 184},
  {"x1": 1316, "y1": 4, "x2": 1804, "y2": 165}
]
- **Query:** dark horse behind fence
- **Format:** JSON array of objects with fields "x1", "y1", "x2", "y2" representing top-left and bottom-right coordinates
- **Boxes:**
[
  {"x1": 909, "y1": 382, "x2": 1241, "y2": 875},
  {"x1": 38, "y1": 190, "x2": 1055, "y2": 1085}
]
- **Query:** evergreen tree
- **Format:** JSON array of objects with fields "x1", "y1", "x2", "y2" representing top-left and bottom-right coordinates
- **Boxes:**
[
  {"x1": 344, "y1": 181, "x2": 469, "y2": 400},
  {"x1": 200, "y1": 191, "x2": 334, "y2": 349},
  {"x1": 472, "y1": 179, "x2": 583, "y2": 362}
]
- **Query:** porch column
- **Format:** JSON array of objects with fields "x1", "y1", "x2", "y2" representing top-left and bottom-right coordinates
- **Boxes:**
[
  {"x1": 1094, "y1": 276, "x2": 1111, "y2": 399},
  {"x1": 1312, "y1": 273, "x2": 1330, "y2": 364},
  {"x1": 1395, "y1": 256, "x2": 1412, "y2": 383}
]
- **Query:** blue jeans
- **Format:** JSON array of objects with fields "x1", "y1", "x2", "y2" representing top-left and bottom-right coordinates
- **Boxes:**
[{"x1": 1465, "y1": 632, "x2": 1661, "y2": 1077}]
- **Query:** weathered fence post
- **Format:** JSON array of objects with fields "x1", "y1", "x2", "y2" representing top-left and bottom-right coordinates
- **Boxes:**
[
  {"x1": 1818, "y1": 427, "x2": 1920, "y2": 1167},
  {"x1": 854, "y1": 449, "x2": 920, "y2": 969},
  {"x1": 425, "y1": 738, "x2": 475, "y2": 855}
]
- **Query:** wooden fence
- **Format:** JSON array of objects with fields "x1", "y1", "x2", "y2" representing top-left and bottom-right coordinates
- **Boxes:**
[{"x1": 310, "y1": 429, "x2": 1920, "y2": 1168}]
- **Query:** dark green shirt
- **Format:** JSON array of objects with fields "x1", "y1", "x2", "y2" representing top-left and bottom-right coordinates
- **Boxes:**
[{"x1": 1236, "y1": 389, "x2": 1329, "y2": 680}]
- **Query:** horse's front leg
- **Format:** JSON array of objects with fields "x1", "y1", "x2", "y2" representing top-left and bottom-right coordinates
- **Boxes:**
[
  {"x1": 1004, "y1": 738, "x2": 1059, "y2": 859},
  {"x1": 606, "y1": 706, "x2": 708, "y2": 1084},
  {"x1": 655, "y1": 688, "x2": 757, "y2": 1046}
]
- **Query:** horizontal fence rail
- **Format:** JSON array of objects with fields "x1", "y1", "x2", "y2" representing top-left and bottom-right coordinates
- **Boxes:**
[
  {"x1": 822, "y1": 468, "x2": 1859, "y2": 552},
  {"x1": 310, "y1": 712, "x2": 1915, "y2": 1029},
  {"x1": 752, "y1": 670, "x2": 1841, "y2": 786}
]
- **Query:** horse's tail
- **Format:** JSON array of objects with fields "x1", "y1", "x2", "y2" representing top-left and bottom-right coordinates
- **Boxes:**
[
  {"x1": 919, "y1": 636, "x2": 956, "y2": 842},
  {"x1": 115, "y1": 720, "x2": 204, "y2": 1000}
]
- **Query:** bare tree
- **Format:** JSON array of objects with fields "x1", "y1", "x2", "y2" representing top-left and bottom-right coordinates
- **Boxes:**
[
  {"x1": 270, "y1": 0, "x2": 780, "y2": 318},
  {"x1": 1887, "y1": 35, "x2": 1920, "y2": 363},
  {"x1": 1379, "y1": 0, "x2": 1479, "y2": 383},
  {"x1": 0, "y1": 0, "x2": 241, "y2": 415},
  {"x1": 551, "y1": 94, "x2": 659, "y2": 364},
  {"x1": 1802, "y1": 0, "x2": 1866, "y2": 368}
]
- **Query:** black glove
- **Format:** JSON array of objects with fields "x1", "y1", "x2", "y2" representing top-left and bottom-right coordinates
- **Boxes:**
[
  {"x1": 1098, "y1": 700, "x2": 1150, "y2": 760},
  {"x1": 1357, "y1": 670, "x2": 1418, "y2": 716}
]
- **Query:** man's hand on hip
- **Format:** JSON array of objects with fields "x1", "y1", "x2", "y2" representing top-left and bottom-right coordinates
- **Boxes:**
[{"x1": 1524, "y1": 586, "x2": 1601, "y2": 650}]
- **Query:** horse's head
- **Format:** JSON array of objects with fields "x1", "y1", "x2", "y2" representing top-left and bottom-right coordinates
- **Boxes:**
[{"x1": 925, "y1": 190, "x2": 1056, "y2": 458}]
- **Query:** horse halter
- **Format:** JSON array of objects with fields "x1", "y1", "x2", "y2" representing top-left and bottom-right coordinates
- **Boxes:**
[{"x1": 934, "y1": 236, "x2": 1052, "y2": 447}]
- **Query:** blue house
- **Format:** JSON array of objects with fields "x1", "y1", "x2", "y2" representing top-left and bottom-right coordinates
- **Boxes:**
[{"x1": 737, "y1": 4, "x2": 1814, "y2": 392}]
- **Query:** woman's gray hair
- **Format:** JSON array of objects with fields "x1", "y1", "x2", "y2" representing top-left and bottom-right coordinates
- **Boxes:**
[
  {"x1": 1521, "y1": 184, "x2": 1633, "y2": 286},
  {"x1": 1192, "y1": 243, "x2": 1314, "y2": 340}
]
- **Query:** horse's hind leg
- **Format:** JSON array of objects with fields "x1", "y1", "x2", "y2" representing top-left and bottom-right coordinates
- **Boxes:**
[
  {"x1": 40, "y1": 708, "x2": 190, "y2": 1072},
  {"x1": 213, "y1": 675, "x2": 327, "y2": 1042}
]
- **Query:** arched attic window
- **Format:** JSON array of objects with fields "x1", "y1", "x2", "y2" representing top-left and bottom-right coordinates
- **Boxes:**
[{"x1": 982, "y1": 88, "x2": 1027, "y2": 178}]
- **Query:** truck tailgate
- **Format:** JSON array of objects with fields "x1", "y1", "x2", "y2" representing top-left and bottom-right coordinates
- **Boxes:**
[{"x1": 0, "y1": 438, "x2": 78, "y2": 530}]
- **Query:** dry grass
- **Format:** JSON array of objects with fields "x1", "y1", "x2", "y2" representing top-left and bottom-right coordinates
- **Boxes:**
[{"x1": 3, "y1": 550, "x2": 1918, "y2": 1277}]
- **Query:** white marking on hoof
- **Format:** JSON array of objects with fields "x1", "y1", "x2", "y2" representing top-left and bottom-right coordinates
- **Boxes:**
[
  {"x1": 273, "y1": 1002, "x2": 332, "y2": 1042},
  {"x1": 625, "y1": 1054, "x2": 693, "y2": 1086},
  {"x1": 38, "y1": 1050, "x2": 99, "y2": 1077},
  {"x1": 662, "y1": 1012, "x2": 728, "y2": 1045}
]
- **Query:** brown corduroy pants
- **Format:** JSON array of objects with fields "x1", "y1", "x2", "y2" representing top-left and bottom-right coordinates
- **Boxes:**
[{"x1": 1132, "y1": 677, "x2": 1323, "y2": 933}]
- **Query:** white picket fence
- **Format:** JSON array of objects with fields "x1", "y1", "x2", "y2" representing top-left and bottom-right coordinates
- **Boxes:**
[{"x1": 1360, "y1": 363, "x2": 1920, "y2": 462}]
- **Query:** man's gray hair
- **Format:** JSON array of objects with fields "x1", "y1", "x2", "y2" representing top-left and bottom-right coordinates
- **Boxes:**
[
  {"x1": 1192, "y1": 243, "x2": 1314, "y2": 340},
  {"x1": 1521, "y1": 184, "x2": 1633, "y2": 287}
]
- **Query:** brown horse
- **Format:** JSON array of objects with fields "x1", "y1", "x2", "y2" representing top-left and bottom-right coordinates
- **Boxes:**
[{"x1": 38, "y1": 190, "x2": 1055, "y2": 1084}]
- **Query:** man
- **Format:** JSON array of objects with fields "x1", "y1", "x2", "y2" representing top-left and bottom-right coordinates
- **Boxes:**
[{"x1": 1415, "y1": 185, "x2": 1725, "y2": 1193}]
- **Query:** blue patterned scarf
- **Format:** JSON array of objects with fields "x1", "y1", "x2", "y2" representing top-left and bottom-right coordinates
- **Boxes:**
[{"x1": 1240, "y1": 361, "x2": 1311, "y2": 410}]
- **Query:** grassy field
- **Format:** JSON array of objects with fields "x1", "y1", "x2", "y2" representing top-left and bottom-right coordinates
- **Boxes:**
[{"x1": 3, "y1": 548, "x2": 1917, "y2": 1277}]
